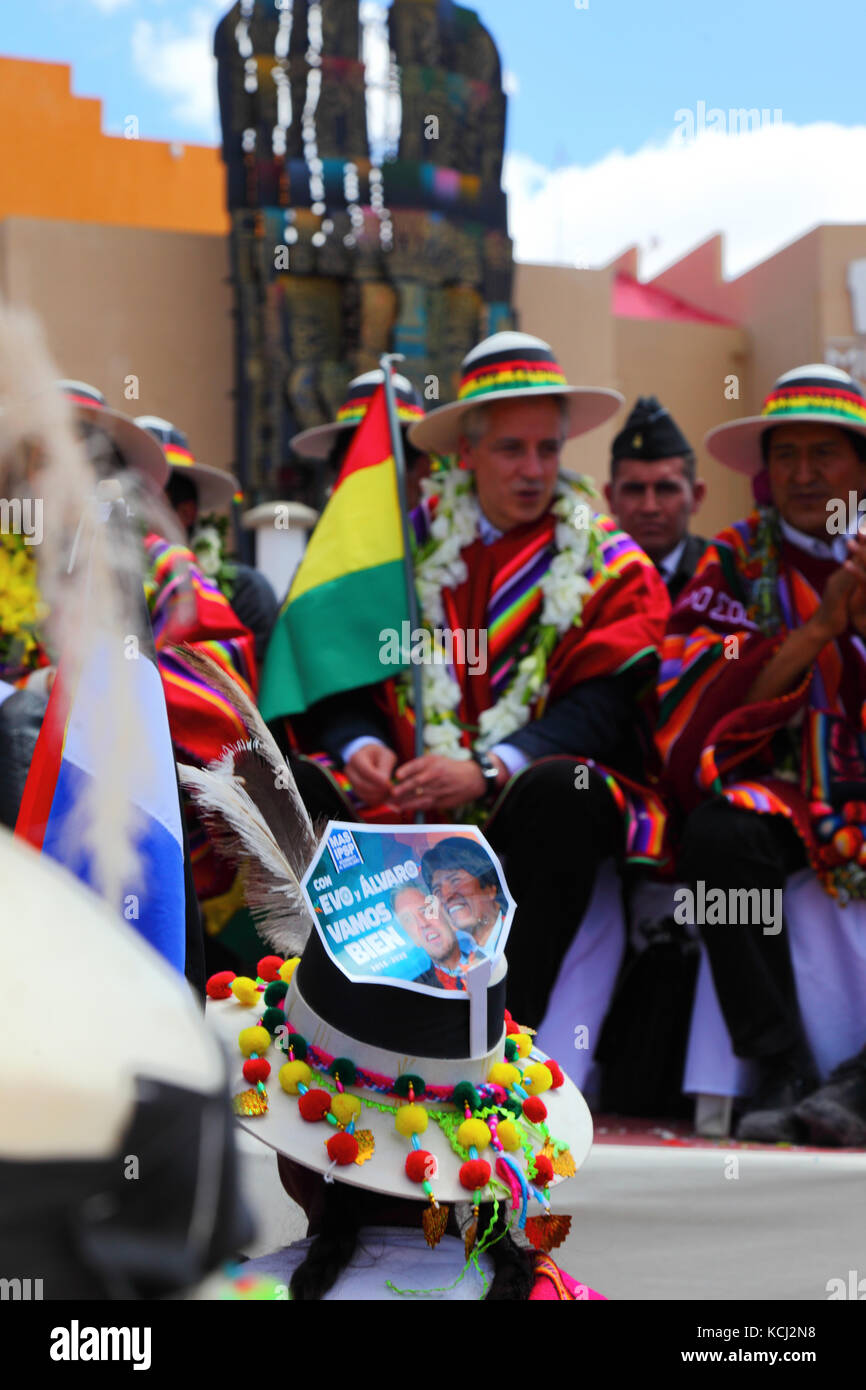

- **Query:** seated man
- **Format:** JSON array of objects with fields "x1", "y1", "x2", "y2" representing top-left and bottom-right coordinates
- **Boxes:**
[
  {"x1": 605, "y1": 395, "x2": 707, "y2": 601},
  {"x1": 280, "y1": 332, "x2": 671, "y2": 1027},
  {"x1": 658, "y1": 363, "x2": 866, "y2": 1142}
]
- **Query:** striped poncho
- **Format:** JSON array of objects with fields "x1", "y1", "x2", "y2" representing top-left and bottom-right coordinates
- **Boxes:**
[
  {"x1": 144, "y1": 533, "x2": 257, "y2": 899},
  {"x1": 658, "y1": 509, "x2": 866, "y2": 901},
  {"x1": 298, "y1": 501, "x2": 671, "y2": 866}
]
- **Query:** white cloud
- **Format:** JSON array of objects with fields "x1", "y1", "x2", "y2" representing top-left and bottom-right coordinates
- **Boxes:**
[
  {"x1": 504, "y1": 121, "x2": 866, "y2": 280},
  {"x1": 86, "y1": 0, "x2": 133, "y2": 11},
  {"x1": 131, "y1": 1, "x2": 227, "y2": 139}
]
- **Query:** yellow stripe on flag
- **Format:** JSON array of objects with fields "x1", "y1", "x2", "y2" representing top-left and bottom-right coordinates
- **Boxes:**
[{"x1": 288, "y1": 455, "x2": 402, "y2": 602}]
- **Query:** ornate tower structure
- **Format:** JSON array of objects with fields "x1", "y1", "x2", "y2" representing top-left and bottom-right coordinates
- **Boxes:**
[{"x1": 215, "y1": 0, "x2": 514, "y2": 505}]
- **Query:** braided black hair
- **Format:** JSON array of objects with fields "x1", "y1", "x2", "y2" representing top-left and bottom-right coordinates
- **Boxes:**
[{"x1": 289, "y1": 1186, "x2": 537, "y2": 1301}]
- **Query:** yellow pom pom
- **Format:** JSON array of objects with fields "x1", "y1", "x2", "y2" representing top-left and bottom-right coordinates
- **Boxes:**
[
  {"x1": 394, "y1": 1103, "x2": 428, "y2": 1137},
  {"x1": 231, "y1": 976, "x2": 260, "y2": 1006},
  {"x1": 458, "y1": 1118, "x2": 491, "y2": 1151},
  {"x1": 331, "y1": 1093, "x2": 362, "y2": 1126},
  {"x1": 488, "y1": 1062, "x2": 520, "y2": 1088},
  {"x1": 513, "y1": 1033, "x2": 533, "y2": 1059},
  {"x1": 497, "y1": 1119, "x2": 521, "y2": 1151},
  {"x1": 279, "y1": 957, "x2": 300, "y2": 984},
  {"x1": 279, "y1": 1060, "x2": 312, "y2": 1094},
  {"x1": 238, "y1": 1026, "x2": 271, "y2": 1058},
  {"x1": 522, "y1": 1062, "x2": 553, "y2": 1095}
]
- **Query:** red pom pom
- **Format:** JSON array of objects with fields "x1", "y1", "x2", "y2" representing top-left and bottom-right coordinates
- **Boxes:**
[
  {"x1": 523, "y1": 1096, "x2": 548, "y2": 1124},
  {"x1": 326, "y1": 1132, "x2": 359, "y2": 1166},
  {"x1": 459, "y1": 1158, "x2": 491, "y2": 1192},
  {"x1": 257, "y1": 955, "x2": 284, "y2": 982},
  {"x1": 545, "y1": 1060, "x2": 565, "y2": 1088},
  {"x1": 504, "y1": 1018, "x2": 520, "y2": 1036},
  {"x1": 298, "y1": 1089, "x2": 332, "y2": 1122},
  {"x1": 242, "y1": 1057, "x2": 271, "y2": 1084},
  {"x1": 206, "y1": 970, "x2": 236, "y2": 1000},
  {"x1": 532, "y1": 1154, "x2": 555, "y2": 1186},
  {"x1": 405, "y1": 1149, "x2": 438, "y2": 1184}
]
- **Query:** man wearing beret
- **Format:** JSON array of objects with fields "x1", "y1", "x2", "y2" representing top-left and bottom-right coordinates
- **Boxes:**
[{"x1": 605, "y1": 396, "x2": 707, "y2": 601}]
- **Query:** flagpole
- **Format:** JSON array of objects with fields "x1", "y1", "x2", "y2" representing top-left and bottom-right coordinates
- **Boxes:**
[{"x1": 380, "y1": 353, "x2": 426, "y2": 784}]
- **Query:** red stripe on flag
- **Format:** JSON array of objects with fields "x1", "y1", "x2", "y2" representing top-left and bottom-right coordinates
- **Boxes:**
[
  {"x1": 14, "y1": 668, "x2": 71, "y2": 850},
  {"x1": 331, "y1": 384, "x2": 393, "y2": 493}
]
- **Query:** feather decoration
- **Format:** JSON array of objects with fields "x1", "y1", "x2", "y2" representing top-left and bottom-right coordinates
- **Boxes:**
[
  {"x1": 172, "y1": 642, "x2": 298, "y2": 791},
  {"x1": 178, "y1": 752, "x2": 314, "y2": 957}
]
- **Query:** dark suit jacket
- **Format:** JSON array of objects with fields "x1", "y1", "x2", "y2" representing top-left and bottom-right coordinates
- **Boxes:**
[
  {"x1": 666, "y1": 535, "x2": 708, "y2": 605},
  {"x1": 294, "y1": 669, "x2": 654, "y2": 786}
]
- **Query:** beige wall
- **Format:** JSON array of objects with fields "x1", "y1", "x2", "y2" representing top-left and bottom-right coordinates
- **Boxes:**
[
  {"x1": 514, "y1": 259, "x2": 753, "y2": 536},
  {"x1": 615, "y1": 316, "x2": 752, "y2": 538},
  {"x1": 0, "y1": 217, "x2": 234, "y2": 473},
  {"x1": 513, "y1": 261, "x2": 619, "y2": 485},
  {"x1": 4, "y1": 211, "x2": 865, "y2": 544}
]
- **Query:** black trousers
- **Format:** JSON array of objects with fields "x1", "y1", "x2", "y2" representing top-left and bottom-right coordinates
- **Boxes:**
[
  {"x1": 291, "y1": 756, "x2": 623, "y2": 1030},
  {"x1": 678, "y1": 799, "x2": 808, "y2": 1060}
]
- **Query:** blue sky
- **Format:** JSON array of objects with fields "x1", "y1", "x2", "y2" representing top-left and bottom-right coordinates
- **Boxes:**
[{"x1": 3, "y1": 0, "x2": 866, "y2": 276}]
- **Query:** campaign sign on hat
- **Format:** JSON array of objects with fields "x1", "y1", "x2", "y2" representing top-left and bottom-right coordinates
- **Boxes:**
[{"x1": 302, "y1": 822, "x2": 513, "y2": 999}]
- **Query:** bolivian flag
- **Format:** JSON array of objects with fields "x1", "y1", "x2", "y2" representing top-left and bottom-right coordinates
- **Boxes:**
[{"x1": 259, "y1": 382, "x2": 410, "y2": 719}]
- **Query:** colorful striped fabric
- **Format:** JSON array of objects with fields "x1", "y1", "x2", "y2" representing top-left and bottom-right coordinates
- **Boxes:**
[
  {"x1": 145, "y1": 533, "x2": 256, "y2": 766},
  {"x1": 292, "y1": 496, "x2": 671, "y2": 864},
  {"x1": 658, "y1": 510, "x2": 866, "y2": 897}
]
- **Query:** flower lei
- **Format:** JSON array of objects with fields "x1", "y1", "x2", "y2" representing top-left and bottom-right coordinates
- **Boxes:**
[
  {"x1": 403, "y1": 471, "x2": 609, "y2": 759},
  {"x1": 190, "y1": 513, "x2": 237, "y2": 599},
  {"x1": 0, "y1": 532, "x2": 48, "y2": 677}
]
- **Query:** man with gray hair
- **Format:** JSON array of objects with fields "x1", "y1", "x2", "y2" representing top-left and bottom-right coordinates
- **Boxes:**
[{"x1": 284, "y1": 332, "x2": 671, "y2": 1027}]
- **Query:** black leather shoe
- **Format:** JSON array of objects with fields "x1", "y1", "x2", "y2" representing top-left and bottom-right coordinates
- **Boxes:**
[
  {"x1": 734, "y1": 1056, "x2": 819, "y2": 1143},
  {"x1": 794, "y1": 1047, "x2": 866, "y2": 1147}
]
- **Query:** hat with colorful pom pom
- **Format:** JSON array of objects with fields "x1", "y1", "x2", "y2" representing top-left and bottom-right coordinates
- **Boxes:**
[{"x1": 206, "y1": 924, "x2": 592, "y2": 1248}]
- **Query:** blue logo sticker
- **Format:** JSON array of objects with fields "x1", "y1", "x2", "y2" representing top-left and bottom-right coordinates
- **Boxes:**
[{"x1": 327, "y1": 827, "x2": 363, "y2": 874}]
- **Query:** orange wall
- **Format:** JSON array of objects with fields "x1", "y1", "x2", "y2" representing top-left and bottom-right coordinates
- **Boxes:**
[{"x1": 0, "y1": 57, "x2": 228, "y2": 236}]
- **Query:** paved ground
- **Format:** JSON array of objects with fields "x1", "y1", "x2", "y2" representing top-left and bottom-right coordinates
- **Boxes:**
[{"x1": 234, "y1": 1126, "x2": 866, "y2": 1300}]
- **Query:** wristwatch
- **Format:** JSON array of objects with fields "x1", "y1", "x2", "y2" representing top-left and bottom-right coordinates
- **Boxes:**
[{"x1": 471, "y1": 750, "x2": 501, "y2": 804}]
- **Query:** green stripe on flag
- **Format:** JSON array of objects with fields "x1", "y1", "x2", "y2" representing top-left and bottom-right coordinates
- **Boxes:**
[{"x1": 259, "y1": 559, "x2": 409, "y2": 720}]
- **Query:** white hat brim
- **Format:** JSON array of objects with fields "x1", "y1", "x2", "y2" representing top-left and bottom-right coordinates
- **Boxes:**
[
  {"x1": 290, "y1": 418, "x2": 357, "y2": 462},
  {"x1": 75, "y1": 402, "x2": 169, "y2": 489},
  {"x1": 170, "y1": 459, "x2": 238, "y2": 512},
  {"x1": 408, "y1": 386, "x2": 624, "y2": 456},
  {"x1": 206, "y1": 981, "x2": 593, "y2": 1205},
  {"x1": 706, "y1": 412, "x2": 866, "y2": 476}
]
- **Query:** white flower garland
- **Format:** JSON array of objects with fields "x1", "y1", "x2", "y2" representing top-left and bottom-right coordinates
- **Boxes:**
[{"x1": 404, "y1": 473, "x2": 605, "y2": 758}]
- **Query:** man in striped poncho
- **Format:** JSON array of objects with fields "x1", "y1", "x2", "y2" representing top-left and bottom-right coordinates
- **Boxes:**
[
  {"x1": 282, "y1": 333, "x2": 671, "y2": 1027},
  {"x1": 658, "y1": 364, "x2": 866, "y2": 1144}
]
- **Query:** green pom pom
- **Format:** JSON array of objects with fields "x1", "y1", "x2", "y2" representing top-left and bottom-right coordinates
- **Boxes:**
[
  {"x1": 261, "y1": 1007, "x2": 286, "y2": 1035},
  {"x1": 329, "y1": 1057, "x2": 358, "y2": 1085},
  {"x1": 263, "y1": 980, "x2": 288, "y2": 1007},
  {"x1": 394, "y1": 1072, "x2": 426, "y2": 1099},
  {"x1": 285, "y1": 1032, "x2": 308, "y2": 1060},
  {"x1": 502, "y1": 1095, "x2": 523, "y2": 1119},
  {"x1": 451, "y1": 1081, "x2": 481, "y2": 1112},
  {"x1": 504, "y1": 1038, "x2": 519, "y2": 1062}
]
